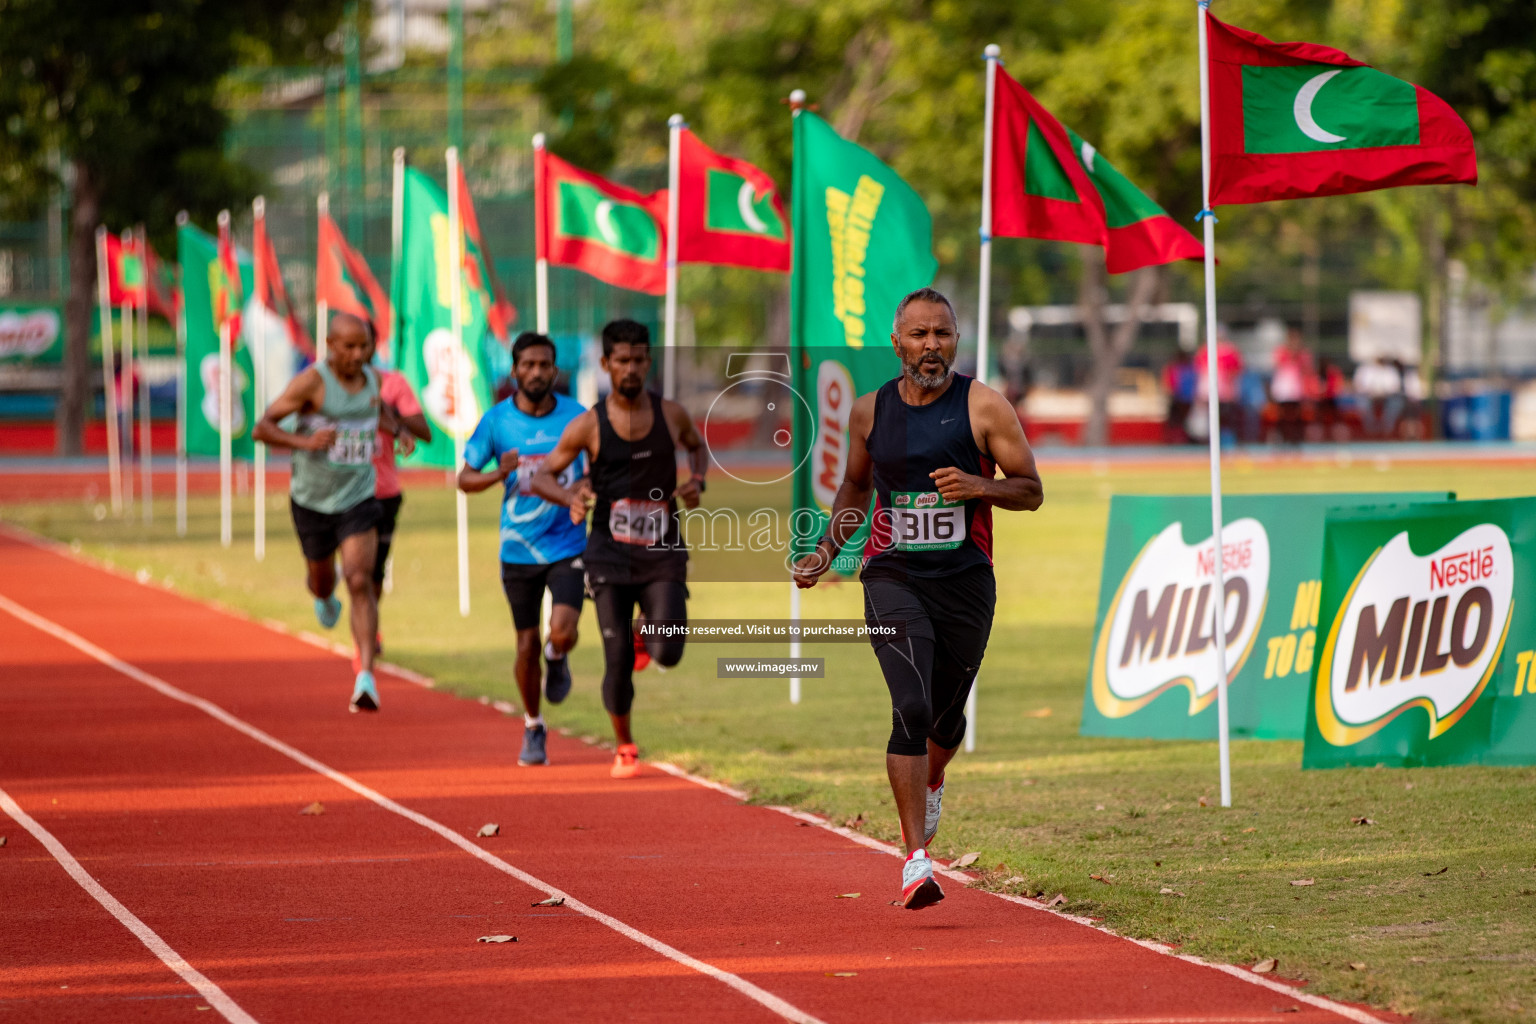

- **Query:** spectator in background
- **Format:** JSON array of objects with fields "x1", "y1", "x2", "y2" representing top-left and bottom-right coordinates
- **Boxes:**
[
  {"x1": 1316, "y1": 357, "x2": 1347, "y2": 440},
  {"x1": 1195, "y1": 331, "x2": 1244, "y2": 444},
  {"x1": 1161, "y1": 348, "x2": 1196, "y2": 444},
  {"x1": 1354, "y1": 356, "x2": 1403, "y2": 439},
  {"x1": 1398, "y1": 360, "x2": 1426, "y2": 439},
  {"x1": 1270, "y1": 326, "x2": 1317, "y2": 446}
]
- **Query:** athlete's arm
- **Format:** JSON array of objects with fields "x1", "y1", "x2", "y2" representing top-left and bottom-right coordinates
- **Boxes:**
[
  {"x1": 530, "y1": 410, "x2": 597, "y2": 523},
  {"x1": 792, "y1": 392, "x2": 877, "y2": 589},
  {"x1": 664, "y1": 398, "x2": 708, "y2": 510},
  {"x1": 929, "y1": 383, "x2": 1043, "y2": 511},
  {"x1": 457, "y1": 450, "x2": 518, "y2": 494},
  {"x1": 253, "y1": 368, "x2": 330, "y2": 452},
  {"x1": 398, "y1": 410, "x2": 432, "y2": 443}
]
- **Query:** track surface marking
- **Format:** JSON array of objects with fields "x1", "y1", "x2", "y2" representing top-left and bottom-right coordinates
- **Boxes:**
[{"x1": 0, "y1": 531, "x2": 1393, "y2": 1023}]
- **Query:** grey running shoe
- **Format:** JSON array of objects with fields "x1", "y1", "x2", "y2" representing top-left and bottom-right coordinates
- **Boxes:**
[
  {"x1": 924, "y1": 777, "x2": 945, "y2": 846},
  {"x1": 518, "y1": 724, "x2": 548, "y2": 766},
  {"x1": 901, "y1": 850, "x2": 945, "y2": 910},
  {"x1": 544, "y1": 653, "x2": 572, "y2": 704}
]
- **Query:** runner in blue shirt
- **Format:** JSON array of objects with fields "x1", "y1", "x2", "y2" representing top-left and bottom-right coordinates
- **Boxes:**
[{"x1": 459, "y1": 332, "x2": 587, "y2": 767}]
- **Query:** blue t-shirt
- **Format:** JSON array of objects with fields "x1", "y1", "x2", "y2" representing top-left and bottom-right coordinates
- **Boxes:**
[{"x1": 463, "y1": 393, "x2": 587, "y2": 565}]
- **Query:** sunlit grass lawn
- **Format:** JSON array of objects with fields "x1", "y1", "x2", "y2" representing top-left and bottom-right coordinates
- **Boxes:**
[{"x1": 5, "y1": 451, "x2": 1535, "y2": 1023}]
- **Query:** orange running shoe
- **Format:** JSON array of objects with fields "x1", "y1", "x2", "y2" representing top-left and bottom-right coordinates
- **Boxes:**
[
  {"x1": 610, "y1": 743, "x2": 640, "y2": 779},
  {"x1": 632, "y1": 631, "x2": 651, "y2": 672}
]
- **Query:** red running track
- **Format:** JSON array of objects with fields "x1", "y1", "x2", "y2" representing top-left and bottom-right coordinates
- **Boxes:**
[{"x1": 0, "y1": 529, "x2": 1395, "y2": 1024}]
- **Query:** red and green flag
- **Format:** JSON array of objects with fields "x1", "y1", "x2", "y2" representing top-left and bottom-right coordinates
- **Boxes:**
[
  {"x1": 140, "y1": 240, "x2": 177, "y2": 321},
  {"x1": 104, "y1": 232, "x2": 175, "y2": 317},
  {"x1": 677, "y1": 128, "x2": 790, "y2": 273},
  {"x1": 215, "y1": 216, "x2": 244, "y2": 347},
  {"x1": 252, "y1": 206, "x2": 315, "y2": 360},
  {"x1": 317, "y1": 210, "x2": 393, "y2": 359},
  {"x1": 990, "y1": 67, "x2": 1201, "y2": 273},
  {"x1": 453, "y1": 164, "x2": 517, "y2": 342},
  {"x1": 536, "y1": 147, "x2": 668, "y2": 295},
  {"x1": 1205, "y1": 12, "x2": 1477, "y2": 205}
]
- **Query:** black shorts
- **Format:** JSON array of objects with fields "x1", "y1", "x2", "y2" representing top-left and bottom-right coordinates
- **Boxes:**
[
  {"x1": 372, "y1": 495, "x2": 404, "y2": 586},
  {"x1": 500, "y1": 556, "x2": 586, "y2": 631},
  {"x1": 862, "y1": 564, "x2": 997, "y2": 754},
  {"x1": 290, "y1": 497, "x2": 381, "y2": 563}
]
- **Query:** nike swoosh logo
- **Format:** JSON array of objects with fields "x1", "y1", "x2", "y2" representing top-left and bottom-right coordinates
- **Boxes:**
[{"x1": 941, "y1": 418, "x2": 957, "y2": 424}]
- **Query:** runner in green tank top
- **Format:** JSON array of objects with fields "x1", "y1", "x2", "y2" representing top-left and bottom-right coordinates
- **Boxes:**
[{"x1": 255, "y1": 313, "x2": 406, "y2": 712}]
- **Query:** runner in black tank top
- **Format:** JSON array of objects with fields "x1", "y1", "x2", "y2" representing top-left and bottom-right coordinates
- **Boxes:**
[
  {"x1": 530, "y1": 320, "x2": 709, "y2": 780},
  {"x1": 792, "y1": 288, "x2": 1043, "y2": 910}
]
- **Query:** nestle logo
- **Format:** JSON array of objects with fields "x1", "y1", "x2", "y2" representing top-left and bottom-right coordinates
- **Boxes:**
[
  {"x1": 1429, "y1": 545, "x2": 1495, "y2": 590},
  {"x1": 914, "y1": 493, "x2": 939, "y2": 509},
  {"x1": 1196, "y1": 538, "x2": 1253, "y2": 578}
]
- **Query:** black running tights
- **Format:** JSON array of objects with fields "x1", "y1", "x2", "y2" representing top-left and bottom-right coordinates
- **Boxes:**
[{"x1": 592, "y1": 580, "x2": 687, "y2": 716}]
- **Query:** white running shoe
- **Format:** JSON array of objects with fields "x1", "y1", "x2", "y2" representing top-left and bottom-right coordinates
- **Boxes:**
[
  {"x1": 924, "y1": 776, "x2": 945, "y2": 846},
  {"x1": 901, "y1": 849, "x2": 945, "y2": 910}
]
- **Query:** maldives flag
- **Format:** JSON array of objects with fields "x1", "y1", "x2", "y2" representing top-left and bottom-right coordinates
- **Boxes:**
[
  {"x1": 677, "y1": 129, "x2": 790, "y2": 272},
  {"x1": 317, "y1": 210, "x2": 393, "y2": 358},
  {"x1": 252, "y1": 207, "x2": 315, "y2": 360},
  {"x1": 215, "y1": 216, "x2": 244, "y2": 346},
  {"x1": 1206, "y1": 13, "x2": 1477, "y2": 205},
  {"x1": 140, "y1": 240, "x2": 177, "y2": 321},
  {"x1": 452, "y1": 164, "x2": 516, "y2": 342},
  {"x1": 992, "y1": 67, "x2": 1201, "y2": 273},
  {"x1": 536, "y1": 147, "x2": 667, "y2": 295},
  {"x1": 104, "y1": 232, "x2": 145, "y2": 307}
]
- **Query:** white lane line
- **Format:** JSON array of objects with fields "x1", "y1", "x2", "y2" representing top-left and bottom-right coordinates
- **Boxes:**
[
  {"x1": 0, "y1": 592, "x2": 825, "y2": 1024},
  {"x1": 0, "y1": 786, "x2": 259, "y2": 1024},
  {"x1": 648, "y1": 763, "x2": 1385, "y2": 1024}
]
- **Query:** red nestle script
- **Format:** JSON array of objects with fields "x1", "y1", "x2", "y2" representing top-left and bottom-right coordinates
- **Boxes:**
[
  {"x1": 1430, "y1": 545, "x2": 1495, "y2": 590},
  {"x1": 1196, "y1": 538, "x2": 1252, "y2": 577}
]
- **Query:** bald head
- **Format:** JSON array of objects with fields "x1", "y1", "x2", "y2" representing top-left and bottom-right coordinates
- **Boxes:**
[
  {"x1": 328, "y1": 311, "x2": 371, "y2": 347},
  {"x1": 325, "y1": 312, "x2": 373, "y2": 380}
]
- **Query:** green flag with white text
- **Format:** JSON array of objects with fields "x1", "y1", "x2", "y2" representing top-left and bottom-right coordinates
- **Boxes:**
[
  {"x1": 179, "y1": 222, "x2": 255, "y2": 459},
  {"x1": 790, "y1": 111, "x2": 937, "y2": 568},
  {"x1": 391, "y1": 166, "x2": 496, "y2": 468}
]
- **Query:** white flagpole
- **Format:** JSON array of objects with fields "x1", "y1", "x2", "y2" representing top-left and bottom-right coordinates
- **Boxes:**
[
  {"x1": 963, "y1": 44, "x2": 1004, "y2": 753},
  {"x1": 252, "y1": 197, "x2": 268, "y2": 562},
  {"x1": 391, "y1": 149, "x2": 405, "y2": 365},
  {"x1": 788, "y1": 88, "x2": 807, "y2": 706},
  {"x1": 533, "y1": 133, "x2": 550, "y2": 335},
  {"x1": 217, "y1": 210, "x2": 233, "y2": 549},
  {"x1": 95, "y1": 227, "x2": 123, "y2": 515},
  {"x1": 1197, "y1": 1, "x2": 1233, "y2": 808},
  {"x1": 137, "y1": 226, "x2": 153, "y2": 524},
  {"x1": 119, "y1": 241, "x2": 135, "y2": 513},
  {"x1": 663, "y1": 114, "x2": 684, "y2": 400},
  {"x1": 448, "y1": 146, "x2": 472, "y2": 618},
  {"x1": 317, "y1": 192, "x2": 330, "y2": 363},
  {"x1": 175, "y1": 211, "x2": 188, "y2": 536}
]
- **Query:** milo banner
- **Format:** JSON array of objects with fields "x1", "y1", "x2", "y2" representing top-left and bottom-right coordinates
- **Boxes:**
[
  {"x1": 392, "y1": 166, "x2": 498, "y2": 469},
  {"x1": 0, "y1": 304, "x2": 63, "y2": 365},
  {"x1": 1304, "y1": 498, "x2": 1536, "y2": 768},
  {"x1": 1083, "y1": 492, "x2": 1450, "y2": 741},
  {"x1": 179, "y1": 223, "x2": 256, "y2": 459},
  {"x1": 789, "y1": 111, "x2": 937, "y2": 567}
]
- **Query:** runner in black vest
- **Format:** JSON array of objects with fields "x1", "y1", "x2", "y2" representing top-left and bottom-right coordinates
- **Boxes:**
[
  {"x1": 793, "y1": 287, "x2": 1043, "y2": 910},
  {"x1": 532, "y1": 319, "x2": 707, "y2": 779}
]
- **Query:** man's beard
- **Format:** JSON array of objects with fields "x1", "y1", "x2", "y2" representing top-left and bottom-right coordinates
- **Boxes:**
[
  {"x1": 615, "y1": 376, "x2": 645, "y2": 399},
  {"x1": 903, "y1": 351, "x2": 952, "y2": 390},
  {"x1": 518, "y1": 379, "x2": 552, "y2": 404}
]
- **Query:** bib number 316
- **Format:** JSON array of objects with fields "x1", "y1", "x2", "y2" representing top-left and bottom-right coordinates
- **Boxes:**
[{"x1": 890, "y1": 491, "x2": 966, "y2": 551}]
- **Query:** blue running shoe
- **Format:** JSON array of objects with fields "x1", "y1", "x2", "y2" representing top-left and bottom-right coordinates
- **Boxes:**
[
  {"x1": 315, "y1": 594, "x2": 342, "y2": 629},
  {"x1": 518, "y1": 724, "x2": 548, "y2": 766},
  {"x1": 544, "y1": 650, "x2": 572, "y2": 705},
  {"x1": 901, "y1": 850, "x2": 945, "y2": 910},
  {"x1": 349, "y1": 670, "x2": 379, "y2": 713}
]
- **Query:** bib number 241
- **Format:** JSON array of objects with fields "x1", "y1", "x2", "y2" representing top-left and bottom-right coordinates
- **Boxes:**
[
  {"x1": 889, "y1": 491, "x2": 966, "y2": 552},
  {"x1": 609, "y1": 498, "x2": 668, "y2": 547}
]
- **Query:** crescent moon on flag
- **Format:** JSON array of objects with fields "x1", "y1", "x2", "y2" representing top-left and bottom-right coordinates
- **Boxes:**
[
  {"x1": 736, "y1": 181, "x2": 769, "y2": 234},
  {"x1": 1079, "y1": 140, "x2": 1098, "y2": 174},
  {"x1": 1294, "y1": 69, "x2": 1348, "y2": 144},
  {"x1": 594, "y1": 200, "x2": 622, "y2": 246}
]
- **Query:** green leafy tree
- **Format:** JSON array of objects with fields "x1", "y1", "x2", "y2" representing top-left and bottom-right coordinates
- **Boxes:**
[{"x1": 0, "y1": 0, "x2": 345, "y2": 454}]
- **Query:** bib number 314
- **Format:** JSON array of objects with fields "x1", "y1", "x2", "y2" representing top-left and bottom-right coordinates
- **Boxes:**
[
  {"x1": 890, "y1": 491, "x2": 966, "y2": 551},
  {"x1": 609, "y1": 498, "x2": 668, "y2": 547}
]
